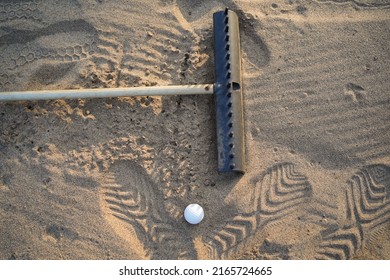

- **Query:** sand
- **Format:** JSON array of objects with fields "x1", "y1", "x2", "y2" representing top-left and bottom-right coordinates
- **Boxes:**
[{"x1": 0, "y1": 0, "x2": 389, "y2": 260}]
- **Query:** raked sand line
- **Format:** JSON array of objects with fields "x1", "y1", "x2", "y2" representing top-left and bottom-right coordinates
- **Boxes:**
[
  {"x1": 315, "y1": 0, "x2": 390, "y2": 10},
  {"x1": 245, "y1": 13, "x2": 390, "y2": 166},
  {"x1": 79, "y1": 0, "x2": 210, "y2": 91}
]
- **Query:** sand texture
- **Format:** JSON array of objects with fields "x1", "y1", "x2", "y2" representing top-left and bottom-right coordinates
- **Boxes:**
[{"x1": 0, "y1": 0, "x2": 389, "y2": 260}]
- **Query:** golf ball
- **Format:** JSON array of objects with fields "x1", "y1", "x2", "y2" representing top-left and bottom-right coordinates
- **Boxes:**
[{"x1": 184, "y1": 204, "x2": 204, "y2": 225}]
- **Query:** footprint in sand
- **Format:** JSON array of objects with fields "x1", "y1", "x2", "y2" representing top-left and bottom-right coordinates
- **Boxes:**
[
  {"x1": 0, "y1": 19, "x2": 98, "y2": 70},
  {"x1": 315, "y1": 164, "x2": 390, "y2": 259},
  {"x1": 100, "y1": 161, "x2": 313, "y2": 259},
  {"x1": 100, "y1": 160, "x2": 196, "y2": 260},
  {"x1": 202, "y1": 163, "x2": 313, "y2": 259},
  {"x1": 99, "y1": 159, "x2": 389, "y2": 259},
  {"x1": 0, "y1": 1, "x2": 99, "y2": 90},
  {"x1": 0, "y1": 0, "x2": 43, "y2": 22},
  {"x1": 2, "y1": 0, "x2": 388, "y2": 260}
]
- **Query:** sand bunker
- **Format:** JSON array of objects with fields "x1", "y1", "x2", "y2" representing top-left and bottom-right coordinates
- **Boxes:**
[{"x1": 0, "y1": 0, "x2": 389, "y2": 260}]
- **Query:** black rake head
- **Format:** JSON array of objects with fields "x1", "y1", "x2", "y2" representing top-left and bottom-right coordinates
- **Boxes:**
[{"x1": 213, "y1": 8, "x2": 245, "y2": 173}]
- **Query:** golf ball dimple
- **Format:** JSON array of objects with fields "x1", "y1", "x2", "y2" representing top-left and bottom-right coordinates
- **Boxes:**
[{"x1": 184, "y1": 204, "x2": 204, "y2": 225}]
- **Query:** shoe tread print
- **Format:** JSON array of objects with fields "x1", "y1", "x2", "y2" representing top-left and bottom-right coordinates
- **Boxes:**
[
  {"x1": 202, "y1": 163, "x2": 313, "y2": 259},
  {"x1": 101, "y1": 161, "x2": 314, "y2": 259},
  {"x1": 315, "y1": 164, "x2": 390, "y2": 259},
  {"x1": 100, "y1": 160, "x2": 196, "y2": 260}
]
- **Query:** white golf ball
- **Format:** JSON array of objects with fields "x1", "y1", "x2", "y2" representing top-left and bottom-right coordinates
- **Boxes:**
[{"x1": 184, "y1": 204, "x2": 204, "y2": 225}]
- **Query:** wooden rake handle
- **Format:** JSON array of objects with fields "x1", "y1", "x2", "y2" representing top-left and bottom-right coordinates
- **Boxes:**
[{"x1": 0, "y1": 84, "x2": 213, "y2": 102}]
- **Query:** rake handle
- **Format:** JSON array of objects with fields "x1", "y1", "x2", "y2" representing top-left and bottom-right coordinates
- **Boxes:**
[{"x1": 0, "y1": 84, "x2": 214, "y2": 102}]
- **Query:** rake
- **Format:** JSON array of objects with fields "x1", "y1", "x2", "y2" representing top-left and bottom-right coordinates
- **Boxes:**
[{"x1": 0, "y1": 9, "x2": 246, "y2": 173}]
